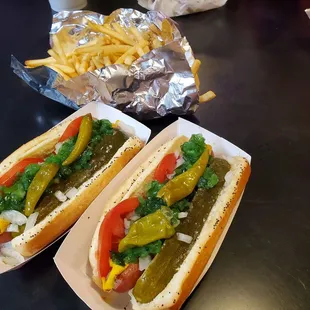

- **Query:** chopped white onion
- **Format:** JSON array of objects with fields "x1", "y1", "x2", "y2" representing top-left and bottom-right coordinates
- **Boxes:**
[
  {"x1": 224, "y1": 171, "x2": 233, "y2": 186},
  {"x1": 6, "y1": 224, "x2": 19, "y2": 233},
  {"x1": 0, "y1": 210, "x2": 27, "y2": 226},
  {"x1": 25, "y1": 212, "x2": 39, "y2": 232},
  {"x1": 0, "y1": 247, "x2": 25, "y2": 264},
  {"x1": 54, "y1": 190, "x2": 68, "y2": 202},
  {"x1": 174, "y1": 150, "x2": 180, "y2": 159},
  {"x1": 65, "y1": 187, "x2": 78, "y2": 199},
  {"x1": 176, "y1": 156, "x2": 184, "y2": 168},
  {"x1": 1, "y1": 241, "x2": 12, "y2": 249},
  {"x1": 178, "y1": 212, "x2": 188, "y2": 219},
  {"x1": 130, "y1": 214, "x2": 140, "y2": 222},
  {"x1": 167, "y1": 172, "x2": 175, "y2": 180},
  {"x1": 176, "y1": 233, "x2": 193, "y2": 244},
  {"x1": 138, "y1": 255, "x2": 152, "y2": 271},
  {"x1": 124, "y1": 218, "x2": 131, "y2": 230},
  {"x1": 55, "y1": 142, "x2": 63, "y2": 154}
]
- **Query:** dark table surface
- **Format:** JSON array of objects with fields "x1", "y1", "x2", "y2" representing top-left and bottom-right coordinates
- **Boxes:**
[{"x1": 1, "y1": 0, "x2": 310, "y2": 309}]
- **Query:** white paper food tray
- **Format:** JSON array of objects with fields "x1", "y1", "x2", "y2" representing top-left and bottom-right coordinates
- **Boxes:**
[
  {"x1": 0, "y1": 102, "x2": 151, "y2": 274},
  {"x1": 54, "y1": 118, "x2": 251, "y2": 309}
]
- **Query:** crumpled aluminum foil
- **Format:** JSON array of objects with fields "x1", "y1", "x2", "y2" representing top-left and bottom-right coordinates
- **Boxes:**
[
  {"x1": 11, "y1": 8, "x2": 200, "y2": 119},
  {"x1": 138, "y1": 0, "x2": 228, "y2": 17}
]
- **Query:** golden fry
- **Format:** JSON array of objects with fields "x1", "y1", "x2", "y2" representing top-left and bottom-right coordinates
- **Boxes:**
[
  {"x1": 92, "y1": 56, "x2": 103, "y2": 69},
  {"x1": 103, "y1": 24, "x2": 112, "y2": 30},
  {"x1": 111, "y1": 38, "x2": 121, "y2": 45},
  {"x1": 150, "y1": 24, "x2": 161, "y2": 36},
  {"x1": 99, "y1": 45, "x2": 131, "y2": 56},
  {"x1": 88, "y1": 65, "x2": 95, "y2": 72},
  {"x1": 143, "y1": 46, "x2": 150, "y2": 53},
  {"x1": 152, "y1": 38, "x2": 162, "y2": 49},
  {"x1": 47, "y1": 49, "x2": 62, "y2": 64},
  {"x1": 71, "y1": 55, "x2": 81, "y2": 74},
  {"x1": 112, "y1": 23, "x2": 127, "y2": 37},
  {"x1": 92, "y1": 23, "x2": 135, "y2": 46},
  {"x1": 68, "y1": 71, "x2": 78, "y2": 78},
  {"x1": 191, "y1": 59, "x2": 201, "y2": 76},
  {"x1": 25, "y1": 57, "x2": 56, "y2": 68},
  {"x1": 124, "y1": 55, "x2": 136, "y2": 66},
  {"x1": 52, "y1": 34, "x2": 69, "y2": 65},
  {"x1": 129, "y1": 26, "x2": 147, "y2": 45},
  {"x1": 199, "y1": 91, "x2": 216, "y2": 103},
  {"x1": 194, "y1": 74, "x2": 200, "y2": 90},
  {"x1": 79, "y1": 54, "x2": 91, "y2": 74},
  {"x1": 52, "y1": 64, "x2": 76, "y2": 74},
  {"x1": 46, "y1": 64, "x2": 70, "y2": 81},
  {"x1": 115, "y1": 45, "x2": 137, "y2": 64},
  {"x1": 142, "y1": 30, "x2": 151, "y2": 41},
  {"x1": 110, "y1": 55, "x2": 119, "y2": 63},
  {"x1": 88, "y1": 22, "x2": 101, "y2": 32},
  {"x1": 73, "y1": 44, "x2": 104, "y2": 55},
  {"x1": 136, "y1": 46, "x2": 145, "y2": 57},
  {"x1": 103, "y1": 56, "x2": 112, "y2": 66},
  {"x1": 161, "y1": 19, "x2": 174, "y2": 43}
]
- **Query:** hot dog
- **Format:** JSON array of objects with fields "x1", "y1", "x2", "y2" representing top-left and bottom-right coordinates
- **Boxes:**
[
  {"x1": 89, "y1": 134, "x2": 250, "y2": 309},
  {"x1": 0, "y1": 113, "x2": 143, "y2": 265}
]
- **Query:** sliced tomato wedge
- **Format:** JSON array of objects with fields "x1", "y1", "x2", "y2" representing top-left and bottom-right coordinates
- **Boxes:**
[
  {"x1": 114, "y1": 264, "x2": 143, "y2": 293},
  {"x1": 59, "y1": 116, "x2": 83, "y2": 142},
  {"x1": 0, "y1": 157, "x2": 44, "y2": 187},
  {"x1": 112, "y1": 216, "x2": 125, "y2": 239},
  {"x1": 98, "y1": 197, "x2": 140, "y2": 278},
  {"x1": 111, "y1": 235, "x2": 122, "y2": 252},
  {"x1": 0, "y1": 232, "x2": 13, "y2": 244},
  {"x1": 153, "y1": 153, "x2": 177, "y2": 183}
]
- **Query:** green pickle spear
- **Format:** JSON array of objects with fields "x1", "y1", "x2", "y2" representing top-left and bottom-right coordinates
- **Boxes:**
[
  {"x1": 24, "y1": 163, "x2": 59, "y2": 216},
  {"x1": 63, "y1": 113, "x2": 93, "y2": 166},
  {"x1": 157, "y1": 147, "x2": 209, "y2": 206}
]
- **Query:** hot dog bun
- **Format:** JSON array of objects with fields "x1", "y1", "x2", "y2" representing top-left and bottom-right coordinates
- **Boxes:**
[
  {"x1": 89, "y1": 135, "x2": 250, "y2": 309},
  {"x1": 0, "y1": 117, "x2": 144, "y2": 257},
  {"x1": 131, "y1": 156, "x2": 250, "y2": 310},
  {"x1": 89, "y1": 136, "x2": 188, "y2": 287}
]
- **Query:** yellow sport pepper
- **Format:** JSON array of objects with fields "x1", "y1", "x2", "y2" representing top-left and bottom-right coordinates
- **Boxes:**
[
  {"x1": 24, "y1": 163, "x2": 59, "y2": 216},
  {"x1": 157, "y1": 147, "x2": 209, "y2": 206},
  {"x1": 63, "y1": 114, "x2": 93, "y2": 166},
  {"x1": 118, "y1": 209, "x2": 175, "y2": 253}
]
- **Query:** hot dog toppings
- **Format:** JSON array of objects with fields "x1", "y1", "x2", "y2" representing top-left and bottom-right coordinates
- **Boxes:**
[
  {"x1": 98, "y1": 134, "x2": 228, "y2": 297},
  {"x1": 0, "y1": 115, "x2": 127, "y2": 252}
]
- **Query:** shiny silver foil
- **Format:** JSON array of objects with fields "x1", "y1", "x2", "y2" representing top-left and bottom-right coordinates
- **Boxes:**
[{"x1": 11, "y1": 9, "x2": 200, "y2": 119}]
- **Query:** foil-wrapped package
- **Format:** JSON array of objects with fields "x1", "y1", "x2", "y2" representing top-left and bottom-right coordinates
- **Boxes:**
[
  {"x1": 11, "y1": 8, "x2": 201, "y2": 119},
  {"x1": 138, "y1": 0, "x2": 228, "y2": 17}
]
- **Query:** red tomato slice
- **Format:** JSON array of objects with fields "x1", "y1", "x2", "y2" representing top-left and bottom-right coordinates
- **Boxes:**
[
  {"x1": 114, "y1": 264, "x2": 143, "y2": 293},
  {"x1": 0, "y1": 158, "x2": 44, "y2": 187},
  {"x1": 0, "y1": 232, "x2": 13, "y2": 244},
  {"x1": 111, "y1": 236, "x2": 122, "y2": 252},
  {"x1": 112, "y1": 216, "x2": 125, "y2": 239},
  {"x1": 59, "y1": 116, "x2": 83, "y2": 142},
  {"x1": 153, "y1": 153, "x2": 177, "y2": 183},
  {"x1": 98, "y1": 197, "x2": 140, "y2": 278}
]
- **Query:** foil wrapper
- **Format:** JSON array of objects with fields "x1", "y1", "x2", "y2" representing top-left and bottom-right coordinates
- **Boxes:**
[{"x1": 11, "y1": 8, "x2": 200, "y2": 119}]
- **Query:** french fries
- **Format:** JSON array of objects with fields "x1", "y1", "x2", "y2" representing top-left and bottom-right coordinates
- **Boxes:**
[
  {"x1": 24, "y1": 13, "x2": 215, "y2": 104},
  {"x1": 25, "y1": 15, "x2": 213, "y2": 101},
  {"x1": 199, "y1": 91, "x2": 216, "y2": 103},
  {"x1": 191, "y1": 59, "x2": 201, "y2": 76}
]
